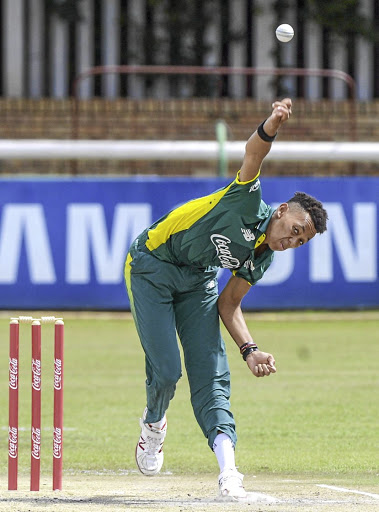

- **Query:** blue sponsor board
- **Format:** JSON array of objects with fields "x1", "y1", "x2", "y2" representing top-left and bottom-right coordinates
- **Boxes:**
[{"x1": 0, "y1": 176, "x2": 378, "y2": 310}]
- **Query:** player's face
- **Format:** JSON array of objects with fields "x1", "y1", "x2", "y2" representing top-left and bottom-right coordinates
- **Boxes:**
[{"x1": 266, "y1": 203, "x2": 317, "y2": 251}]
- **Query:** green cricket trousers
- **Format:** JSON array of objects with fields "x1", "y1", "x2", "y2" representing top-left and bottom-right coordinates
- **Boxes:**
[{"x1": 124, "y1": 240, "x2": 237, "y2": 449}]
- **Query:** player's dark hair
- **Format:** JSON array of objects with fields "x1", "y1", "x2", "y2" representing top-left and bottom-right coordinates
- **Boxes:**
[{"x1": 287, "y1": 192, "x2": 328, "y2": 234}]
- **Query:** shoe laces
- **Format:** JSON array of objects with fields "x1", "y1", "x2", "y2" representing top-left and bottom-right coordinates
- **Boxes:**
[
  {"x1": 219, "y1": 469, "x2": 245, "y2": 492},
  {"x1": 140, "y1": 420, "x2": 166, "y2": 455}
]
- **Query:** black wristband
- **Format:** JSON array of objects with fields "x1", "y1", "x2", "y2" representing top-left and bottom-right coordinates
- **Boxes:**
[
  {"x1": 242, "y1": 346, "x2": 258, "y2": 361},
  {"x1": 257, "y1": 120, "x2": 277, "y2": 143},
  {"x1": 240, "y1": 342, "x2": 259, "y2": 361}
]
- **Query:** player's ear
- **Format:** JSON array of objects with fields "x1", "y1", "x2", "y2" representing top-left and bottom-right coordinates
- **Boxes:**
[{"x1": 276, "y1": 203, "x2": 289, "y2": 218}]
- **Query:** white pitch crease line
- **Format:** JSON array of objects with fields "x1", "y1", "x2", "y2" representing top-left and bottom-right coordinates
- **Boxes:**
[{"x1": 317, "y1": 484, "x2": 379, "y2": 499}]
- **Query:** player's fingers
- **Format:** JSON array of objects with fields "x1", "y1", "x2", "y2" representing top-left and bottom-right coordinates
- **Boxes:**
[
  {"x1": 277, "y1": 105, "x2": 290, "y2": 118},
  {"x1": 261, "y1": 364, "x2": 272, "y2": 376},
  {"x1": 272, "y1": 110, "x2": 286, "y2": 124},
  {"x1": 281, "y1": 97, "x2": 292, "y2": 110},
  {"x1": 272, "y1": 99, "x2": 292, "y2": 112},
  {"x1": 267, "y1": 355, "x2": 277, "y2": 373},
  {"x1": 271, "y1": 106, "x2": 290, "y2": 124},
  {"x1": 254, "y1": 364, "x2": 269, "y2": 377},
  {"x1": 272, "y1": 100, "x2": 292, "y2": 122}
]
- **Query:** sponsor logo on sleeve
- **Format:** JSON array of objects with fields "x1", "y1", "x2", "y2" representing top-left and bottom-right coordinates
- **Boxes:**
[
  {"x1": 243, "y1": 259, "x2": 255, "y2": 271},
  {"x1": 249, "y1": 180, "x2": 260, "y2": 193}
]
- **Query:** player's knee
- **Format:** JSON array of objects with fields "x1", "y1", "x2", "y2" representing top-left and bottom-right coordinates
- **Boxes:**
[{"x1": 157, "y1": 367, "x2": 181, "y2": 389}]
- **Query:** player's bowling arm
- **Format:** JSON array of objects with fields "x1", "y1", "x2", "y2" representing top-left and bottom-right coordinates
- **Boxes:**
[{"x1": 239, "y1": 98, "x2": 292, "y2": 182}]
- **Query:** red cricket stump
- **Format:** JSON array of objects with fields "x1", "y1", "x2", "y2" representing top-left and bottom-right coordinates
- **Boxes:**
[
  {"x1": 8, "y1": 320, "x2": 20, "y2": 491},
  {"x1": 53, "y1": 320, "x2": 64, "y2": 491},
  {"x1": 30, "y1": 321, "x2": 42, "y2": 491}
]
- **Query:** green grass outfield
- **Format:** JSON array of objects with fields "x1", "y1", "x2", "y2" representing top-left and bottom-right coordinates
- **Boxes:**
[{"x1": 0, "y1": 311, "x2": 378, "y2": 487}]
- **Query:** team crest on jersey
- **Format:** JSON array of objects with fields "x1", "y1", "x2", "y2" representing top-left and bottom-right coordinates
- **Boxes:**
[
  {"x1": 249, "y1": 180, "x2": 260, "y2": 193},
  {"x1": 241, "y1": 228, "x2": 255, "y2": 242}
]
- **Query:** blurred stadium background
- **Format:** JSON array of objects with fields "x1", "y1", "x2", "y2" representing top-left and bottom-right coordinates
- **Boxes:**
[{"x1": 0, "y1": 0, "x2": 378, "y2": 311}]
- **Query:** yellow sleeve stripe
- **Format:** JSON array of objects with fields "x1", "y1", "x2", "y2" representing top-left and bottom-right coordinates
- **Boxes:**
[
  {"x1": 232, "y1": 269, "x2": 252, "y2": 286},
  {"x1": 124, "y1": 252, "x2": 135, "y2": 310},
  {"x1": 124, "y1": 253, "x2": 132, "y2": 289},
  {"x1": 235, "y1": 168, "x2": 260, "y2": 185}
]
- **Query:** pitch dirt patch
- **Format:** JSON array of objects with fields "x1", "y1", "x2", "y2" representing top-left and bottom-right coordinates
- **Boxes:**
[{"x1": 1, "y1": 473, "x2": 378, "y2": 512}]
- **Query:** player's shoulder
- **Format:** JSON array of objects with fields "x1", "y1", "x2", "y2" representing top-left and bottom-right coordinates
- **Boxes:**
[{"x1": 225, "y1": 170, "x2": 263, "y2": 206}]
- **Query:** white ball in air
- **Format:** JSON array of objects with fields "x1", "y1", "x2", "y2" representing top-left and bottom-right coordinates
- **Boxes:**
[{"x1": 276, "y1": 24, "x2": 294, "y2": 42}]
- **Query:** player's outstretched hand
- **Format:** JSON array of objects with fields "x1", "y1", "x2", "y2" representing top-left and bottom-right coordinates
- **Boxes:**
[
  {"x1": 264, "y1": 98, "x2": 292, "y2": 134},
  {"x1": 245, "y1": 350, "x2": 277, "y2": 378},
  {"x1": 272, "y1": 97, "x2": 292, "y2": 121}
]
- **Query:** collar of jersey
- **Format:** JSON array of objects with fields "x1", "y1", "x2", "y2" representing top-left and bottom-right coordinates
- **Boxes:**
[{"x1": 254, "y1": 208, "x2": 274, "y2": 249}]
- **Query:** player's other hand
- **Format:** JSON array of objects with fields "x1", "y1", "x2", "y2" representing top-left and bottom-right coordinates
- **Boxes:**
[{"x1": 245, "y1": 350, "x2": 277, "y2": 378}]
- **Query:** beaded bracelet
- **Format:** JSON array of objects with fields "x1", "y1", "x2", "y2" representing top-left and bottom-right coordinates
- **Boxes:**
[
  {"x1": 257, "y1": 119, "x2": 277, "y2": 143},
  {"x1": 239, "y1": 342, "x2": 259, "y2": 361}
]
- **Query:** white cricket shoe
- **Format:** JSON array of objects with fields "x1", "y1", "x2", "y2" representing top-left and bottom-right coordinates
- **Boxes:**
[
  {"x1": 135, "y1": 408, "x2": 167, "y2": 476},
  {"x1": 218, "y1": 468, "x2": 247, "y2": 500}
]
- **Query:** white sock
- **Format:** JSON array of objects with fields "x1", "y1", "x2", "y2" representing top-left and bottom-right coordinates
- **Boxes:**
[{"x1": 213, "y1": 433, "x2": 236, "y2": 473}]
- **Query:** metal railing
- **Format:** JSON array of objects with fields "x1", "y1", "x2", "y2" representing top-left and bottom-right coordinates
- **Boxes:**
[{"x1": 71, "y1": 65, "x2": 357, "y2": 141}]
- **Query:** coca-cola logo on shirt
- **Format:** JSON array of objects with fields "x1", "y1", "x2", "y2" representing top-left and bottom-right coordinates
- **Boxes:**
[{"x1": 210, "y1": 234, "x2": 240, "y2": 269}]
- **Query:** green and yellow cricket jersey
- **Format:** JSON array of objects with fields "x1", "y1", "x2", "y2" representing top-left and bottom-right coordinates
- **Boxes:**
[{"x1": 137, "y1": 171, "x2": 275, "y2": 285}]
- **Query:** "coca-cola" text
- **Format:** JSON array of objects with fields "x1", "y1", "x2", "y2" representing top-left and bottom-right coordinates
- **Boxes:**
[
  {"x1": 210, "y1": 234, "x2": 240, "y2": 269},
  {"x1": 54, "y1": 359, "x2": 62, "y2": 390},
  {"x1": 9, "y1": 358, "x2": 18, "y2": 390},
  {"x1": 31, "y1": 427, "x2": 41, "y2": 459},
  {"x1": 53, "y1": 427, "x2": 62, "y2": 458},
  {"x1": 32, "y1": 359, "x2": 41, "y2": 391},
  {"x1": 8, "y1": 427, "x2": 18, "y2": 458}
]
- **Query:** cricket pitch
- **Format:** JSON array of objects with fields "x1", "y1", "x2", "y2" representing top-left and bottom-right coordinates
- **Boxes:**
[{"x1": 1, "y1": 473, "x2": 378, "y2": 512}]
